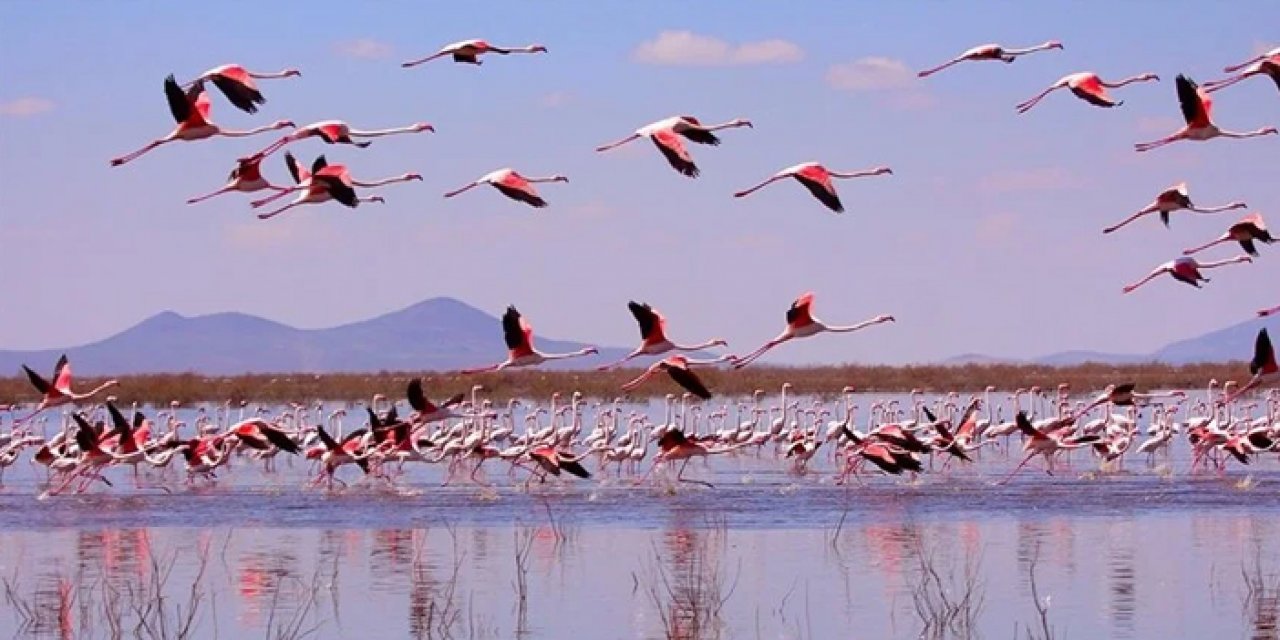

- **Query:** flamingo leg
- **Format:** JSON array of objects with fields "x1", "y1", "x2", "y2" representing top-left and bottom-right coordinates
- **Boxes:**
[
  {"x1": 257, "y1": 200, "x2": 305, "y2": 220},
  {"x1": 110, "y1": 138, "x2": 171, "y2": 166},
  {"x1": 186, "y1": 184, "x2": 238, "y2": 204},
  {"x1": 997, "y1": 451, "x2": 1037, "y2": 485},
  {"x1": 675, "y1": 457, "x2": 715, "y2": 488}
]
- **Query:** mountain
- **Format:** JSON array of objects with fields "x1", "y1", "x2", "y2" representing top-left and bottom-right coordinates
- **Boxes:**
[{"x1": 0, "y1": 298, "x2": 645, "y2": 376}]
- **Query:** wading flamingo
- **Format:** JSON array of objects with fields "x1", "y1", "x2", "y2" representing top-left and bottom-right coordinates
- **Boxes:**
[
  {"x1": 595, "y1": 116, "x2": 753, "y2": 178},
  {"x1": 402, "y1": 40, "x2": 547, "y2": 67},
  {"x1": 597, "y1": 302, "x2": 728, "y2": 370},
  {"x1": 1182, "y1": 213, "x2": 1274, "y2": 257},
  {"x1": 638, "y1": 429, "x2": 748, "y2": 488},
  {"x1": 16, "y1": 355, "x2": 118, "y2": 424},
  {"x1": 732, "y1": 292, "x2": 895, "y2": 369},
  {"x1": 186, "y1": 153, "x2": 289, "y2": 204},
  {"x1": 184, "y1": 64, "x2": 301, "y2": 113},
  {"x1": 620, "y1": 355, "x2": 730, "y2": 399},
  {"x1": 1015, "y1": 72, "x2": 1159, "y2": 112},
  {"x1": 460, "y1": 306, "x2": 599, "y2": 374},
  {"x1": 1203, "y1": 48, "x2": 1280, "y2": 94},
  {"x1": 1221, "y1": 329, "x2": 1277, "y2": 404},
  {"x1": 251, "y1": 152, "x2": 421, "y2": 216},
  {"x1": 917, "y1": 41, "x2": 1063, "y2": 77},
  {"x1": 254, "y1": 119, "x2": 434, "y2": 158},
  {"x1": 110, "y1": 75, "x2": 294, "y2": 166},
  {"x1": 998, "y1": 412, "x2": 1097, "y2": 484},
  {"x1": 1134, "y1": 75, "x2": 1277, "y2": 152},
  {"x1": 1121, "y1": 255, "x2": 1253, "y2": 293},
  {"x1": 1102, "y1": 182, "x2": 1247, "y2": 233},
  {"x1": 442, "y1": 168, "x2": 568, "y2": 208},
  {"x1": 733, "y1": 163, "x2": 892, "y2": 213}
]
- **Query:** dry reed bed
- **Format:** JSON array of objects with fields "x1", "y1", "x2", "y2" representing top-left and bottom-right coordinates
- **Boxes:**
[{"x1": 0, "y1": 362, "x2": 1247, "y2": 405}]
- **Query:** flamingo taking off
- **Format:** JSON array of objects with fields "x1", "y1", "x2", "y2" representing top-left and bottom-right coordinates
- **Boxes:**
[
  {"x1": 1102, "y1": 183, "x2": 1246, "y2": 234},
  {"x1": 459, "y1": 306, "x2": 599, "y2": 374},
  {"x1": 186, "y1": 153, "x2": 289, "y2": 204},
  {"x1": 1182, "y1": 213, "x2": 1274, "y2": 257},
  {"x1": 597, "y1": 302, "x2": 729, "y2": 370},
  {"x1": 619, "y1": 355, "x2": 715, "y2": 399},
  {"x1": 442, "y1": 169, "x2": 568, "y2": 208},
  {"x1": 1260, "y1": 305, "x2": 1280, "y2": 318},
  {"x1": 1015, "y1": 72, "x2": 1159, "y2": 112},
  {"x1": 1121, "y1": 255, "x2": 1253, "y2": 293},
  {"x1": 732, "y1": 292, "x2": 895, "y2": 369},
  {"x1": 733, "y1": 163, "x2": 892, "y2": 213},
  {"x1": 401, "y1": 40, "x2": 547, "y2": 67},
  {"x1": 917, "y1": 41, "x2": 1063, "y2": 77},
  {"x1": 1134, "y1": 74, "x2": 1277, "y2": 152},
  {"x1": 16, "y1": 355, "x2": 119, "y2": 424},
  {"x1": 251, "y1": 152, "x2": 421, "y2": 216},
  {"x1": 183, "y1": 64, "x2": 301, "y2": 114},
  {"x1": 110, "y1": 75, "x2": 294, "y2": 166},
  {"x1": 1203, "y1": 48, "x2": 1280, "y2": 94},
  {"x1": 594, "y1": 116, "x2": 753, "y2": 178},
  {"x1": 1221, "y1": 329, "x2": 1277, "y2": 404},
  {"x1": 254, "y1": 119, "x2": 434, "y2": 158}
]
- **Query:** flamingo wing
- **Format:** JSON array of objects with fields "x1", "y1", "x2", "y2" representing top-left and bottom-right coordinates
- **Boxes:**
[
  {"x1": 72, "y1": 413, "x2": 101, "y2": 453},
  {"x1": 628, "y1": 301, "x2": 665, "y2": 342},
  {"x1": 558, "y1": 456, "x2": 592, "y2": 478},
  {"x1": 1070, "y1": 76, "x2": 1119, "y2": 107},
  {"x1": 406, "y1": 378, "x2": 439, "y2": 413},
  {"x1": 663, "y1": 361, "x2": 712, "y2": 400},
  {"x1": 452, "y1": 51, "x2": 480, "y2": 64},
  {"x1": 1252, "y1": 329, "x2": 1278, "y2": 376},
  {"x1": 1014, "y1": 412, "x2": 1045, "y2": 438},
  {"x1": 794, "y1": 174, "x2": 843, "y2": 213},
  {"x1": 785, "y1": 292, "x2": 815, "y2": 327},
  {"x1": 650, "y1": 130, "x2": 699, "y2": 177},
  {"x1": 313, "y1": 174, "x2": 357, "y2": 207},
  {"x1": 311, "y1": 155, "x2": 329, "y2": 176},
  {"x1": 1175, "y1": 75, "x2": 1211, "y2": 127},
  {"x1": 284, "y1": 152, "x2": 305, "y2": 183},
  {"x1": 106, "y1": 402, "x2": 135, "y2": 449},
  {"x1": 492, "y1": 183, "x2": 547, "y2": 208},
  {"x1": 503, "y1": 306, "x2": 534, "y2": 355},
  {"x1": 315, "y1": 123, "x2": 348, "y2": 144},
  {"x1": 677, "y1": 124, "x2": 721, "y2": 146},
  {"x1": 209, "y1": 68, "x2": 264, "y2": 114},
  {"x1": 50, "y1": 354, "x2": 72, "y2": 391},
  {"x1": 21, "y1": 365, "x2": 52, "y2": 395},
  {"x1": 164, "y1": 75, "x2": 193, "y2": 124}
]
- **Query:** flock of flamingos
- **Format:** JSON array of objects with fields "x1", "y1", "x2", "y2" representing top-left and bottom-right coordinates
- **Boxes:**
[{"x1": 4, "y1": 37, "x2": 1277, "y2": 495}]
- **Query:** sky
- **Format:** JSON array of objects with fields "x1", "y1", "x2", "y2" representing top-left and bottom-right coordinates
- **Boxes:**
[{"x1": 0, "y1": 2, "x2": 1276, "y2": 366}]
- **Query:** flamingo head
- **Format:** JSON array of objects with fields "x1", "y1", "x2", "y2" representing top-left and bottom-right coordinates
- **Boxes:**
[
  {"x1": 732, "y1": 118, "x2": 754, "y2": 128},
  {"x1": 530, "y1": 44, "x2": 549, "y2": 53},
  {"x1": 551, "y1": 175, "x2": 570, "y2": 183},
  {"x1": 282, "y1": 68, "x2": 303, "y2": 78},
  {"x1": 711, "y1": 338, "x2": 729, "y2": 348},
  {"x1": 1045, "y1": 40, "x2": 1065, "y2": 50},
  {"x1": 1260, "y1": 127, "x2": 1279, "y2": 136},
  {"x1": 584, "y1": 346, "x2": 600, "y2": 355},
  {"x1": 273, "y1": 120, "x2": 296, "y2": 130},
  {"x1": 1137, "y1": 73, "x2": 1160, "y2": 82},
  {"x1": 403, "y1": 173, "x2": 424, "y2": 181},
  {"x1": 876, "y1": 315, "x2": 896, "y2": 323},
  {"x1": 874, "y1": 166, "x2": 893, "y2": 175},
  {"x1": 368, "y1": 196, "x2": 387, "y2": 205},
  {"x1": 413, "y1": 122, "x2": 436, "y2": 133}
]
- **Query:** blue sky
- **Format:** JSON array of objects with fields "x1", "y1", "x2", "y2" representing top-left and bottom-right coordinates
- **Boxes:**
[{"x1": 0, "y1": 2, "x2": 1275, "y2": 364}]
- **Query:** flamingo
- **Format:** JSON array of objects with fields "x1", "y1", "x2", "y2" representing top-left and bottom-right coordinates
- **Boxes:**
[
  {"x1": 253, "y1": 153, "x2": 420, "y2": 219},
  {"x1": 1203, "y1": 48, "x2": 1280, "y2": 94},
  {"x1": 998, "y1": 412, "x2": 1097, "y2": 484},
  {"x1": 594, "y1": 116, "x2": 753, "y2": 178},
  {"x1": 459, "y1": 306, "x2": 599, "y2": 374},
  {"x1": 596, "y1": 302, "x2": 728, "y2": 370},
  {"x1": 185, "y1": 153, "x2": 289, "y2": 204},
  {"x1": 442, "y1": 169, "x2": 568, "y2": 208},
  {"x1": 638, "y1": 429, "x2": 748, "y2": 488},
  {"x1": 405, "y1": 379, "x2": 466, "y2": 424},
  {"x1": 1221, "y1": 329, "x2": 1278, "y2": 404},
  {"x1": 1134, "y1": 74, "x2": 1277, "y2": 152},
  {"x1": 1182, "y1": 213, "x2": 1274, "y2": 257},
  {"x1": 1014, "y1": 72, "x2": 1159, "y2": 112},
  {"x1": 1102, "y1": 182, "x2": 1247, "y2": 234},
  {"x1": 732, "y1": 163, "x2": 892, "y2": 213},
  {"x1": 401, "y1": 40, "x2": 547, "y2": 67},
  {"x1": 732, "y1": 292, "x2": 895, "y2": 369},
  {"x1": 254, "y1": 119, "x2": 434, "y2": 158},
  {"x1": 109, "y1": 75, "x2": 294, "y2": 166},
  {"x1": 619, "y1": 355, "x2": 725, "y2": 399},
  {"x1": 183, "y1": 63, "x2": 301, "y2": 113},
  {"x1": 1259, "y1": 305, "x2": 1280, "y2": 318},
  {"x1": 917, "y1": 41, "x2": 1063, "y2": 77},
  {"x1": 1121, "y1": 255, "x2": 1253, "y2": 293},
  {"x1": 16, "y1": 355, "x2": 118, "y2": 424}
]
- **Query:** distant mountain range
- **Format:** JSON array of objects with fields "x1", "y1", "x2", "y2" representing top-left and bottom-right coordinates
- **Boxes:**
[
  {"x1": 944, "y1": 316, "x2": 1272, "y2": 366},
  {"x1": 0, "y1": 298, "x2": 643, "y2": 376}
]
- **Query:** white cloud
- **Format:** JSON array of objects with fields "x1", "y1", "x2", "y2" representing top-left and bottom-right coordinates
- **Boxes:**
[
  {"x1": 632, "y1": 31, "x2": 803, "y2": 67},
  {"x1": 0, "y1": 97, "x2": 54, "y2": 117},
  {"x1": 825, "y1": 57, "x2": 915, "y2": 91},
  {"x1": 334, "y1": 38, "x2": 393, "y2": 59},
  {"x1": 978, "y1": 167, "x2": 1083, "y2": 194}
]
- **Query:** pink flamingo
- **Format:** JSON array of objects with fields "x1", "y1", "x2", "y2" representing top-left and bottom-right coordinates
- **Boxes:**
[
  {"x1": 1015, "y1": 71, "x2": 1159, "y2": 112},
  {"x1": 619, "y1": 355, "x2": 734, "y2": 399},
  {"x1": 733, "y1": 163, "x2": 892, "y2": 213},
  {"x1": 597, "y1": 302, "x2": 728, "y2": 370},
  {"x1": 16, "y1": 355, "x2": 118, "y2": 424},
  {"x1": 1203, "y1": 48, "x2": 1280, "y2": 94},
  {"x1": 110, "y1": 75, "x2": 294, "y2": 166},
  {"x1": 732, "y1": 292, "x2": 895, "y2": 369},
  {"x1": 460, "y1": 306, "x2": 599, "y2": 374},
  {"x1": 401, "y1": 39, "x2": 547, "y2": 67},
  {"x1": 251, "y1": 152, "x2": 421, "y2": 217},
  {"x1": 185, "y1": 153, "x2": 290, "y2": 204},
  {"x1": 1182, "y1": 213, "x2": 1274, "y2": 257},
  {"x1": 183, "y1": 63, "x2": 301, "y2": 113},
  {"x1": 1259, "y1": 305, "x2": 1280, "y2": 318},
  {"x1": 254, "y1": 119, "x2": 434, "y2": 158},
  {"x1": 442, "y1": 168, "x2": 568, "y2": 208},
  {"x1": 917, "y1": 41, "x2": 1063, "y2": 77},
  {"x1": 998, "y1": 412, "x2": 1096, "y2": 484},
  {"x1": 638, "y1": 429, "x2": 748, "y2": 489},
  {"x1": 1221, "y1": 329, "x2": 1277, "y2": 404},
  {"x1": 1103, "y1": 182, "x2": 1247, "y2": 234},
  {"x1": 595, "y1": 116, "x2": 753, "y2": 178},
  {"x1": 1134, "y1": 74, "x2": 1277, "y2": 152},
  {"x1": 1121, "y1": 255, "x2": 1253, "y2": 293}
]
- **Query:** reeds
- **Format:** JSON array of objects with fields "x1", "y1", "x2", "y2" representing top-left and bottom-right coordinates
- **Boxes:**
[{"x1": 0, "y1": 360, "x2": 1248, "y2": 405}]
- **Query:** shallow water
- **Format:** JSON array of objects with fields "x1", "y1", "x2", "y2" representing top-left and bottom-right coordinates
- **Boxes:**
[{"x1": 1, "y1": 397, "x2": 1276, "y2": 639}]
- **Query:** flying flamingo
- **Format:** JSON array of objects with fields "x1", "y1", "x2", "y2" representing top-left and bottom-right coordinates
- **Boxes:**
[
  {"x1": 917, "y1": 41, "x2": 1063, "y2": 77},
  {"x1": 442, "y1": 168, "x2": 568, "y2": 208},
  {"x1": 16, "y1": 355, "x2": 118, "y2": 424},
  {"x1": 185, "y1": 153, "x2": 289, "y2": 204},
  {"x1": 183, "y1": 63, "x2": 301, "y2": 114},
  {"x1": 1182, "y1": 213, "x2": 1274, "y2": 257},
  {"x1": 997, "y1": 412, "x2": 1097, "y2": 484},
  {"x1": 732, "y1": 163, "x2": 892, "y2": 213},
  {"x1": 405, "y1": 379, "x2": 466, "y2": 424},
  {"x1": 459, "y1": 306, "x2": 599, "y2": 374},
  {"x1": 1203, "y1": 48, "x2": 1280, "y2": 94},
  {"x1": 1133, "y1": 75, "x2": 1277, "y2": 152},
  {"x1": 109, "y1": 75, "x2": 294, "y2": 166},
  {"x1": 638, "y1": 429, "x2": 749, "y2": 489},
  {"x1": 1121, "y1": 255, "x2": 1253, "y2": 293},
  {"x1": 1015, "y1": 72, "x2": 1159, "y2": 112},
  {"x1": 732, "y1": 292, "x2": 895, "y2": 369},
  {"x1": 594, "y1": 116, "x2": 753, "y2": 178},
  {"x1": 252, "y1": 153, "x2": 421, "y2": 218},
  {"x1": 1102, "y1": 182, "x2": 1247, "y2": 234},
  {"x1": 401, "y1": 40, "x2": 547, "y2": 67},
  {"x1": 597, "y1": 302, "x2": 728, "y2": 370},
  {"x1": 619, "y1": 355, "x2": 729, "y2": 399},
  {"x1": 1259, "y1": 305, "x2": 1280, "y2": 317},
  {"x1": 254, "y1": 119, "x2": 434, "y2": 158},
  {"x1": 1221, "y1": 329, "x2": 1277, "y2": 404}
]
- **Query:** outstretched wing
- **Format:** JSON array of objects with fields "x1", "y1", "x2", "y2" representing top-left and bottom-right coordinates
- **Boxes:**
[
  {"x1": 1014, "y1": 412, "x2": 1044, "y2": 438},
  {"x1": 493, "y1": 183, "x2": 548, "y2": 208},
  {"x1": 786, "y1": 292, "x2": 815, "y2": 326},
  {"x1": 664, "y1": 363, "x2": 712, "y2": 400},
  {"x1": 260, "y1": 424, "x2": 300, "y2": 454},
  {"x1": 311, "y1": 154, "x2": 328, "y2": 176},
  {"x1": 1252, "y1": 329, "x2": 1277, "y2": 376},
  {"x1": 22, "y1": 365, "x2": 51, "y2": 395},
  {"x1": 503, "y1": 306, "x2": 533, "y2": 353},
  {"x1": 1175, "y1": 75, "x2": 1209, "y2": 127},
  {"x1": 406, "y1": 378, "x2": 436, "y2": 413},
  {"x1": 210, "y1": 70, "x2": 265, "y2": 114},
  {"x1": 313, "y1": 174, "x2": 357, "y2": 207},
  {"x1": 51, "y1": 355, "x2": 72, "y2": 391},
  {"x1": 284, "y1": 152, "x2": 304, "y2": 184},
  {"x1": 558, "y1": 457, "x2": 592, "y2": 479},
  {"x1": 315, "y1": 425, "x2": 340, "y2": 450},
  {"x1": 628, "y1": 301, "x2": 662, "y2": 341},
  {"x1": 164, "y1": 75, "x2": 192, "y2": 124},
  {"x1": 650, "y1": 130, "x2": 699, "y2": 177}
]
